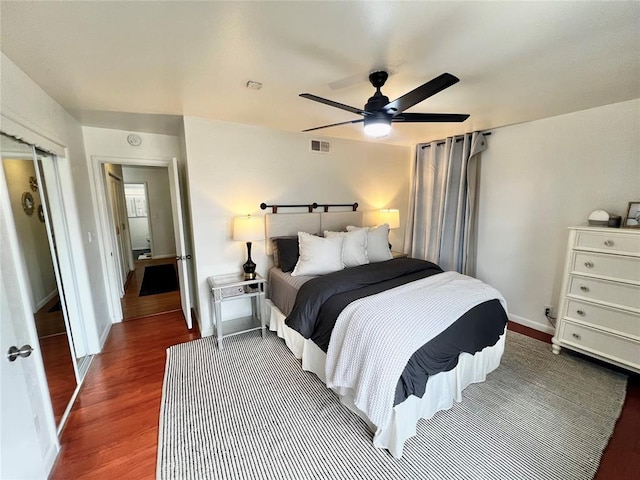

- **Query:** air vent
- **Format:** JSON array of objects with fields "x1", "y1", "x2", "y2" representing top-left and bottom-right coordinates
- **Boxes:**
[{"x1": 310, "y1": 140, "x2": 330, "y2": 154}]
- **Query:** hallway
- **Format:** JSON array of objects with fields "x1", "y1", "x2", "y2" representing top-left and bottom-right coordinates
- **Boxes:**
[{"x1": 121, "y1": 257, "x2": 181, "y2": 320}]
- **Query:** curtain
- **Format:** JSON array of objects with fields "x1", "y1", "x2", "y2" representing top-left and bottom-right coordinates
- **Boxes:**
[{"x1": 404, "y1": 132, "x2": 487, "y2": 275}]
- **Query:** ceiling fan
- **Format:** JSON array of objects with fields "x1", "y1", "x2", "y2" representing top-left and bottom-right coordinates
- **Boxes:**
[{"x1": 300, "y1": 71, "x2": 469, "y2": 137}]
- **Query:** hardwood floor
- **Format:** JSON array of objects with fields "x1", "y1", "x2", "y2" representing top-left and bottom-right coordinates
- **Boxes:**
[
  {"x1": 34, "y1": 295, "x2": 77, "y2": 425},
  {"x1": 34, "y1": 257, "x2": 182, "y2": 433},
  {"x1": 121, "y1": 258, "x2": 181, "y2": 320},
  {"x1": 50, "y1": 312, "x2": 199, "y2": 480},
  {"x1": 39, "y1": 334, "x2": 77, "y2": 426},
  {"x1": 34, "y1": 295, "x2": 66, "y2": 338},
  {"x1": 50, "y1": 318, "x2": 638, "y2": 479}
]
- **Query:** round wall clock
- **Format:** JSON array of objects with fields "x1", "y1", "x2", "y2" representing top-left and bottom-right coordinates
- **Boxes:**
[
  {"x1": 127, "y1": 134, "x2": 142, "y2": 147},
  {"x1": 22, "y1": 192, "x2": 35, "y2": 216}
]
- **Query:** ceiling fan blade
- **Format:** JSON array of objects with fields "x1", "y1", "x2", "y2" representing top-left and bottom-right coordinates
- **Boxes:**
[
  {"x1": 301, "y1": 119, "x2": 364, "y2": 132},
  {"x1": 383, "y1": 73, "x2": 460, "y2": 115},
  {"x1": 392, "y1": 113, "x2": 470, "y2": 123},
  {"x1": 299, "y1": 93, "x2": 370, "y2": 116}
]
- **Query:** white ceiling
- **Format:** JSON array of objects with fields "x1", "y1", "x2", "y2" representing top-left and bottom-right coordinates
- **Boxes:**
[{"x1": 1, "y1": 2, "x2": 639, "y2": 146}]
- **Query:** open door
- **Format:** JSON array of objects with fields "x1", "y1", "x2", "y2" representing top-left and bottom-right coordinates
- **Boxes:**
[
  {"x1": 106, "y1": 173, "x2": 129, "y2": 289},
  {"x1": 168, "y1": 158, "x2": 192, "y2": 329}
]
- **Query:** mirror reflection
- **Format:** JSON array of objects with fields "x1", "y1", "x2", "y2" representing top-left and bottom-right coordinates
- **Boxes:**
[{"x1": 1, "y1": 133, "x2": 78, "y2": 427}]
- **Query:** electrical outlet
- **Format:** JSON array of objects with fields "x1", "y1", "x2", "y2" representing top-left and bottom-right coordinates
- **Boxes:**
[{"x1": 544, "y1": 305, "x2": 553, "y2": 317}]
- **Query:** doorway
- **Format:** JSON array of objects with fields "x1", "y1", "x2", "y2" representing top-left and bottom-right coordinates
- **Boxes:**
[{"x1": 92, "y1": 157, "x2": 193, "y2": 328}]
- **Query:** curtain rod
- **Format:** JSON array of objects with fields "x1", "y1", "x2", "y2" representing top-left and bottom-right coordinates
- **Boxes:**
[{"x1": 421, "y1": 131, "x2": 491, "y2": 149}]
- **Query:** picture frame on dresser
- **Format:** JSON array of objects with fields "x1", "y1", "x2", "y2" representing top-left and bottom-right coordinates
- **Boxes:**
[{"x1": 623, "y1": 201, "x2": 640, "y2": 228}]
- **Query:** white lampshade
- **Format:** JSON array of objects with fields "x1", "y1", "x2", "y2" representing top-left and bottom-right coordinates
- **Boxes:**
[
  {"x1": 378, "y1": 209, "x2": 400, "y2": 229},
  {"x1": 233, "y1": 215, "x2": 264, "y2": 242}
]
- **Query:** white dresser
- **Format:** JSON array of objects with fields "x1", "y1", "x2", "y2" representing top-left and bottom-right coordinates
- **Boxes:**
[{"x1": 552, "y1": 226, "x2": 640, "y2": 373}]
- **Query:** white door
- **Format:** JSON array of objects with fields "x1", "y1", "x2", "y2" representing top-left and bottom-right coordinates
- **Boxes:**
[
  {"x1": 1, "y1": 152, "x2": 58, "y2": 479},
  {"x1": 168, "y1": 158, "x2": 192, "y2": 329}
]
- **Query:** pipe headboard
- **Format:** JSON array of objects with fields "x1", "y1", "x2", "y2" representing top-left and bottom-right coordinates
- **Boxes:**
[{"x1": 264, "y1": 211, "x2": 363, "y2": 255}]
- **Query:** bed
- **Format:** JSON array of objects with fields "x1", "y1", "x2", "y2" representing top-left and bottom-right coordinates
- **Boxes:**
[{"x1": 263, "y1": 210, "x2": 508, "y2": 458}]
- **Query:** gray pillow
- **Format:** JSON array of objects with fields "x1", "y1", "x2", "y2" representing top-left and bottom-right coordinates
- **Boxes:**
[{"x1": 272, "y1": 237, "x2": 299, "y2": 272}]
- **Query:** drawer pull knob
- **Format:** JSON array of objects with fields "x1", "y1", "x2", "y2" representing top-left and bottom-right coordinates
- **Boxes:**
[
  {"x1": 576, "y1": 309, "x2": 585, "y2": 316},
  {"x1": 604, "y1": 240, "x2": 614, "y2": 247},
  {"x1": 580, "y1": 285, "x2": 590, "y2": 292},
  {"x1": 572, "y1": 333, "x2": 581, "y2": 340},
  {"x1": 584, "y1": 261, "x2": 594, "y2": 268}
]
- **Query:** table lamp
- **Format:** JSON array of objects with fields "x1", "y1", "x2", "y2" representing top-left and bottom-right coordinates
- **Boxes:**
[
  {"x1": 233, "y1": 215, "x2": 264, "y2": 280},
  {"x1": 378, "y1": 209, "x2": 400, "y2": 250},
  {"x1": 378, "y1": 209, "x2": 400, "y2": 230}
]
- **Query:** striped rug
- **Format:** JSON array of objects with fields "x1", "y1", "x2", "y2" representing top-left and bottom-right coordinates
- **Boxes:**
[{"x1": 157, "y1": 330, "x2": 627, "y2": 480}]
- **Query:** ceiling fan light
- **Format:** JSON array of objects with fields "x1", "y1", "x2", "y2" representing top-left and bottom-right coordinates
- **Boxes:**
[{"x1": 363, "y1": 118, "x2": 391, "y2": 138}]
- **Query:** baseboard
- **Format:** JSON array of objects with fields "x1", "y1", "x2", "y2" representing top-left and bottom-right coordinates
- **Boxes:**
[
  {"x1": 34, "y1": 289, "x2": 58, "y2": 313},
  {"x1": 509, "y1": 313, "x2": 555, "y2": 335},
  {"x1": 99, "y1": 322, "x2": 112, "y2": 349},
  {"x1": 190, "y1": 307, "x2": 200, "y2": 333},
  {"x1": 201, "y1": 326, "x2": 214, "y2": 337},
  {"x1": 43, "y1": 442, "x2": 60, "y2": 480},
  {"x1": 152, "y1": 253, "x2": 176, "y2": 259}
]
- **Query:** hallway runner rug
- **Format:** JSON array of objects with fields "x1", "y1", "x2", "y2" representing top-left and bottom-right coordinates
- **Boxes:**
[
  {"x1": 139, "y1": 264, "x2": 178, "y2": 296},
  {"x1": 157, "y1": 330, "x2": 627, "y2": 480}
]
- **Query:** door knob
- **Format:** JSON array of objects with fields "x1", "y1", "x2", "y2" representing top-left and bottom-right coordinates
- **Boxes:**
[{"x1": 7, "y1": 345, "x2": 34, "y2": 362}]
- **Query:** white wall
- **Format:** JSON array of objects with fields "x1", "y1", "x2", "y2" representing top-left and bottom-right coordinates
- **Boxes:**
[
  {"x1": 82, "y1": 127, "x2": 182, "y2": 320},
  {"x1": 476, "y1": 99, "x2": 640, "y2": 333},
  {"x1": 2, "y1": 159, "x2": 57, "y2": 311},
  {"x1": 82, "y1": 127, "x2": 180, "y2": 161},
  {"x1": 183, "y1": 116, "x2": 411, "y2": 336},
  {"x1": 1, "y1": 53, "x2": 107, "y2": 352},
  {"x1": 122, "y1": 165, "x2": 176, "y2": 257}
]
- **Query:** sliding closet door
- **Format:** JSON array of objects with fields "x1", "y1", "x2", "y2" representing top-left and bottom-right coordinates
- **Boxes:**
[
  {"x1": 35, "y1": 150, "x2": 91, "y2": 374},
  {"x1": 0, "y1": 134, "x2": 58, "y2": 478}
]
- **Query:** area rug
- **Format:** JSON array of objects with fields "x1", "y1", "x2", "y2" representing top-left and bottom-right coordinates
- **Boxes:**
[
  {"x1": 48, "y1": 300, "x2": 62, "y2": 312},
  {"x1": 139, "y1": 264, "x2": 178, "y2": 296},
  {"x1": 157, "y1": 330, "x2": 627, "y2": 480}
]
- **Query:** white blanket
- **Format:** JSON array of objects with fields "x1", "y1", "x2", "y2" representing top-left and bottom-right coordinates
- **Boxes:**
[{"x1": 325, "y1": 271, "x2": 507, "y2": 439}]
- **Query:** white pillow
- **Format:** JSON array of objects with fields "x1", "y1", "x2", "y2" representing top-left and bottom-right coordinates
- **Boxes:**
[
  {"x1": 291, "y1": 232, "x2": 345, "y2": 276},
  {"x1": 346, "y1": 224, "x2": 392, "y2": 263},
  {"x1": 324, "y1": 229, "x2": 369, "y2": 268}
]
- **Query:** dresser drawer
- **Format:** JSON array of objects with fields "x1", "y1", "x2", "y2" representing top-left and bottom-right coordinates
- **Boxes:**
[
  {"x1": 565, "y1": 299, "x2": 640, "y2": 338},
  {"x1": 560, "y1": 321, "x2": 640, "y2": 367},
  {"x1": 568, "y1": 275, "x2": 640, "y2": 311},
  {"x1": 575, "y1": 230, "x2": 640, "y2": 256},
  {"x1": 572, "y1": 252, "x2": 640, "y2": 283}
]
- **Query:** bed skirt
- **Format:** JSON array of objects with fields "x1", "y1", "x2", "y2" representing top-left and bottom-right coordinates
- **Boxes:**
[{"x1": 266, "y1": 299, "x2": 506, "y2": 458}]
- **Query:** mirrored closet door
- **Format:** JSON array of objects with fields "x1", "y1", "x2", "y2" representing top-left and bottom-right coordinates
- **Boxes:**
[{"x1": 0, "y1": 133, "x2": 89, "y2": 429}]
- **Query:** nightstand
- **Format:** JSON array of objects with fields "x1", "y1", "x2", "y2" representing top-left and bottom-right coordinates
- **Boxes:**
[
  {"x1": 207, "y1": 273, "x2": 266, "y2": 350},
  {"x1": 391, "y1": 251, "x2": 408, "y2": 259}
]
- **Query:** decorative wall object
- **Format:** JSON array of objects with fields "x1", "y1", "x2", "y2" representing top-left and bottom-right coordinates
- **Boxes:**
[
  {"x1": 22, "y1": 191, "x2": 35, "y2": 215},
  {"x1": 38, "y1": 204, "x2": 45, "y2": 223},
  {"x1": 29, "y1": 175, "x2": 38, "y2": 191}
]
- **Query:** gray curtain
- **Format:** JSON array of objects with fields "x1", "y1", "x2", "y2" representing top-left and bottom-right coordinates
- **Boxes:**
[{"x1": 404, "y1": 132, "x2": 487, "y2": 274}]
